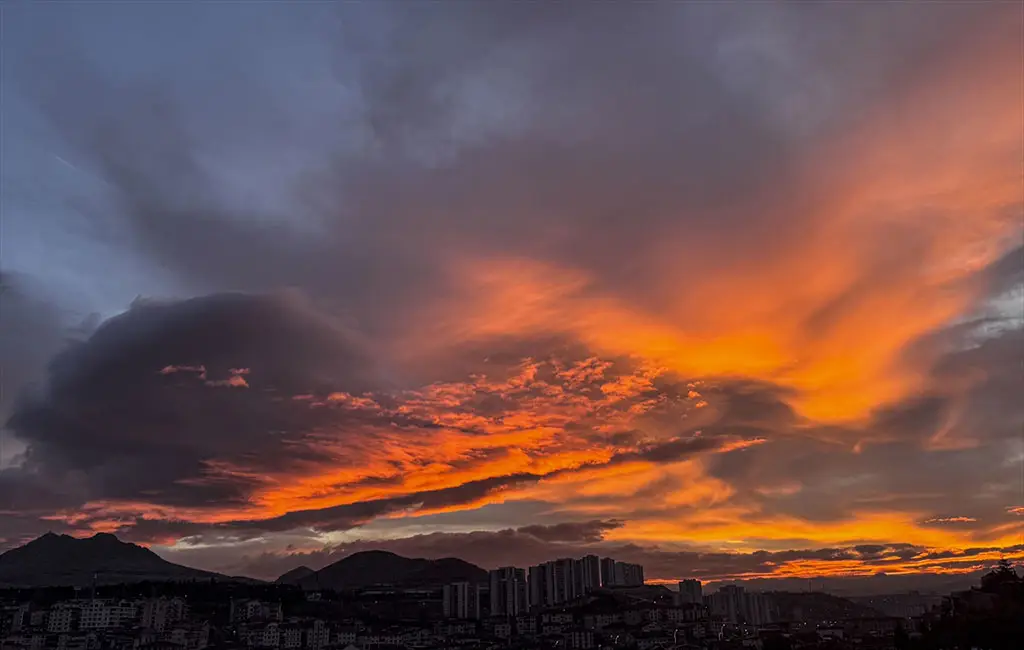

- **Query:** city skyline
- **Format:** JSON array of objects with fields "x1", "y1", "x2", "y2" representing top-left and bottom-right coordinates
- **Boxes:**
[
  {"x1": 1, "y1": 0, "x2": 1022, "y2": 593},
  {"x1": 1, "y1": 528, "x2": 1022, "y2": 647}
]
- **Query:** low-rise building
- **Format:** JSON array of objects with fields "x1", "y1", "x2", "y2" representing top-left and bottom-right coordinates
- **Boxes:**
[
  {"x1": 141, "y1": 598, "x2": 188, "y2": 632},
  {"x1": 566, "y1": 627, "x2": 595, "y2": 649},
  {"x1": 514, "y1": 614, "x2": 536, "y2": 636},
  {"x1": 167, "y1": 623, "x2": 210, "y2": 650},
  {"x1": 280, "y1": 624, "x2": 303, "y2": 649},
  {"x1": 333, "y1": 627, "x2": 358, "y2": 646},
  {"x1": 231, "y1": 600, "x2": 283, "y2": 624},
  {"x1": 47, "y1": 606, "x2": 78, "y2": 634},
  {"x1": 306, "y1": 620, "x2": 330, "y2": 649},
  {"x1": 79, "y1": 600, "x2": 136, "y2": 630}
]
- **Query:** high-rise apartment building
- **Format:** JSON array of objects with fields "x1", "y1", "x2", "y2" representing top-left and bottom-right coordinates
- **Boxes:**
[
  {"x1": 601, "y1": 559, "x2": 645, "y2": 587},
  {"x1": 528, "y1": 555, "x2": 613, "y2": 608},
  {"x1": 489, "y1": 567, "x2": 528, "y2": 616},
  {"x1": 442, "y1": 582, "x2": 481, "y2": 620},
  {"x1": 528, "y1": 565, "x2": 548, "y2": 609},
  {"x1": 705, "y1": 585, "x2": 774, "y2": 625},
  {"x1": 600, "y1": 558, "x2": 616, "y2": 587},
  {"x1": 677, "y1": 579, "x2": 703, "y2": 605},
  {"x1": 576, "y1": 555, "x2": 602, "y2": 594},
  {"x1": 549, "y1": 559, "x2": 574, "y2": 605}
]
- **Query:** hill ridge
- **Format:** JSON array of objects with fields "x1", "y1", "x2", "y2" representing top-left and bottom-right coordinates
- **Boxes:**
[
  {"x1": 0, "y1": 532, "x2": 224, "y2": 587},
  {"x1": 278, "y1": 550, "x2": 487, "y2": 590}
]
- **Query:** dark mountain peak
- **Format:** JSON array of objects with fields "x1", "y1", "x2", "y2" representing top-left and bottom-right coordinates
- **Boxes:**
[
  {"x1": 290, "y1": 550, "x2": 486, "y2": 590},
  {"x1": 30, "y1": 531, "x2": 68, "y2": 542},
  {"x1": 20, "y1": 532, "x2": 76, "y2": 551},
  {"x1": 82, "y1": 532, "x2": 153, "y2": 553},
  {"x1": 0, "y1": 532, "x2": 222, "y2": 587},
  {"x1": 349, "y1": 550, "x2": 402, "y2": 559},
  {"x1": 276, "y1": 565, "x2": 316, "y2": 585}
]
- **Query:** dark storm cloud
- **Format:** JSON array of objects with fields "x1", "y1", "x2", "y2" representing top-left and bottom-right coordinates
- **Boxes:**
[
  {"x1": 0, "y1": 274, "x2": 75, "y2": 539},
  {"x1": 14, "y1": 1, "x2": 1012, "y2": 327},
  {"x1": 517, "y1": 520, "x2": 624, "y2": 544},
  {"x1": 980, "y1": 245, "x2": 1024, "y2": 298},
  {"x1": 0, "y1": 274, "x2": 66, "y2": 423},
  {"x1": 0, "y1": 275, "x2": 756, "y2": 547},
  {"x1": 3, "y1": 292, "x2": 377, "y2": 510},
  {"x1": 930, "y1": 327, "x2": 1024, "y2": 444}
]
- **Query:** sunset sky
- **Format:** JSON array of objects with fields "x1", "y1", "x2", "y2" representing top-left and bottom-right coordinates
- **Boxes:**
[{"x1": 1, "y1": 2, "x2": 1022, "y2": 588}]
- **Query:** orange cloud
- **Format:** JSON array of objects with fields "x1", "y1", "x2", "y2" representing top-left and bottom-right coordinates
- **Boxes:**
[{"x1": 388, "y1": 16, "x2": 1020, "y2": 429}]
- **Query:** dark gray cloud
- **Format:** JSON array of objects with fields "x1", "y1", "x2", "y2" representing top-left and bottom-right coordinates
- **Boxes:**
[
  {"x1": 0, "y1": 273, "x2": 66, "y2": 426},
  {"x1": 11, "y1": 1, "x2": 1015, "y2": 328},
  {"x1": 517, "y1": 520, "x2": 624, "y2": 544},
  {"x1": 0, "y1": 274, "x2": 74, "y2": 537},
  {"x1": 0, "y1": 287, "x2": 753, "y2": 543},
  {"x1": 3, "y1": 292, "x2": 377, "y2": 511}
]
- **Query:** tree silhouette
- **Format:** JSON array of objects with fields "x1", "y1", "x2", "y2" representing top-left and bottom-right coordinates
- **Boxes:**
[{"x1": 980, "y1": 558, "x2": 1020, "y2": 593}]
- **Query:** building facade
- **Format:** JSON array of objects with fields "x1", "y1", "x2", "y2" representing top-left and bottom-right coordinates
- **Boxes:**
[
  {"x1": 442, "y1": 582, "x2": 481, "y2": 620},
  {"x1": 601, "y1": 560, "x2": 645, "y2": 587},
  {"x1": 677, "y1": 579, "x2": 703, "y2": 605},
  {"x1": 489, "y1": 567, "x2": 528, "y2": 616},
  {"x1": 704, "y1": 585, "x2": 774, "y2": 625}
]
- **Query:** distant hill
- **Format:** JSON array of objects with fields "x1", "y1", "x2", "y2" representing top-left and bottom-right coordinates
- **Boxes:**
[
  {"x1": 0, "y1": 532, "x2": 224, "y2": 587},
  {"x1": 276, "y1": 565, "x2": 315, "y2": 585},
  {"x1": 768, "y1": 591, "x2": 883, "y2": 621},
  {"x1": 281, "y1": 550, "x2": 487, "y2": 590}
]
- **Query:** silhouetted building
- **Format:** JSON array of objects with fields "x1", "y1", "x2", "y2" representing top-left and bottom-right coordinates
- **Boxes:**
[
  {"x1": 576, "y1": 555, "x2": 601, "y2": 594},
  {"x1": 489, "y1": 567, "x2": 527, "y2": 616},
  {"x1": 601, "y1": 559, "x2": 644, "y2": 587},
  {"x1": 600, "y1": 558, "x2": 616, "y2": 587},
  {"x1": 141, "y1": 598, "x2": 188, "y2": 632},
  {"x1": 442, "y1": 582, "x2": 481, "y2": 620},
  {"x1": 705, "y1": 585, "x2": 773, "y2": 625},
  {"x1": 529, "y1": 556, "x2": 615, "y2": 607},
  {"x1": 677, "y1": 579, "x2": 702, "y2": 605},
  {"x1": 528, "y1": 565, "x2": 548, "y2": 609}
]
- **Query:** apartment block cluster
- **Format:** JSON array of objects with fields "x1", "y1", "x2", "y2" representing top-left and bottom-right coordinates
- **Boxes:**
[
  {"x1": 445, "y1": 556, "x2": 645, "y2": 619},
  {"x1": 1, "y1": 597, "x2": 207, "y2": 650},
  {"x1": 230, "y1": 596, "x2": 711, "y2": 650},
  {"x1": 0, "y1": 584, "x2": 918, "y2": 650},
  {"x1": 698, "y1": 585, "x2": 773, "y2": 627}
]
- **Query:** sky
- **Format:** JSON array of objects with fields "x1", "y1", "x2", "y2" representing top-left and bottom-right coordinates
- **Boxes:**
[{"x1": 1, "y1": 2, "x2": 1022, "y2": 589}]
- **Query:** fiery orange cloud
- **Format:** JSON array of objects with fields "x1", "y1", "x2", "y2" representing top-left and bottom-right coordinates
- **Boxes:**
[{"x1": 395, "y1": 17, "x2": 1020, "y2": 428}]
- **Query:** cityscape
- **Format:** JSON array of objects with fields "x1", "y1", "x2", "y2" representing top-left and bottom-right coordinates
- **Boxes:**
[{"x1": 1, "y1": 534, "x2": 1022, "y2": 650}]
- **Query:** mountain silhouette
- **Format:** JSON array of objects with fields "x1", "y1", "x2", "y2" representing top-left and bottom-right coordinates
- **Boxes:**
[
  {"x1": 279, "y1": 550, "x2": 487, "y2": 590},
  {"x1": 276, "y1": 565, "x2": 315, "y2": 585},
  {"x1": 0, "y1": 532, "x2": 223, "y2": 587}
]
